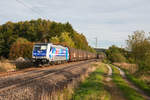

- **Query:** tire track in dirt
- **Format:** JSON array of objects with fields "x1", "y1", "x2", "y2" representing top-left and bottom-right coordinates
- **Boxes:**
[
  {"x1": 105, "y1": 65, "x2": 112, "y2": 82},
  {"x1": 103, "y1": 64, "x2": 126, "y2": 100}
]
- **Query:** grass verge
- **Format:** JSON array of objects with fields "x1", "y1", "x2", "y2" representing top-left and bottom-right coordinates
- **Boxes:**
[
  {"x1": 113, "y1": 62, "x2": 150, "y2": 97},
  {"x1": 125, "y1": 71, "x2": 150, "y2": 96},
  {"x1": 110, "y1": 64, "x2": 145, "y2": 100},
  {"x1": 72, "y1": 63, "x2": 111, "y2": 100}
]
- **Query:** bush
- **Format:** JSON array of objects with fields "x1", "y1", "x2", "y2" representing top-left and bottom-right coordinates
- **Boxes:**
[
  {"x1": 128, "y1": 57, "x2": 135, "y2": 63},
  {"x1": 111, "y1": 53, "x2": 126, "y2": 62},
  {"x1": 9, "y1": 38, "x2": 33, "y2": 59},
  {"x1": 137, "y1": 60, "x2": 150, "y2": 75},
  {"x1": 106, "y1": 45, "x2": 127, "y2": 63},
  {"x1": 0, "y1": 60, "x2": 16, "y2": 72}
]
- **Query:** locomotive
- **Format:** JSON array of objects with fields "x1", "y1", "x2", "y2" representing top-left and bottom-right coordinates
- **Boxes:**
[{"x1": 32, "y1": 43, "x2": 97, "y2": 65}]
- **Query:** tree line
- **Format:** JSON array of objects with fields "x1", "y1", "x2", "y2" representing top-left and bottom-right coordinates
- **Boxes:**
[
  {"x1": 105, "y1": 30, "x2": 150, "y2": 74},
  {"x1": 0, "y1": 18, "x2": 95, "y2": 59}
]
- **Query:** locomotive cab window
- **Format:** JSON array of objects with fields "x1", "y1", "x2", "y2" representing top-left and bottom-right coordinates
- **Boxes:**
[
  {"x1": 34, "y1": 44, "x2": 47, "y2": 50},
  {"x1": 41, "y1": 45, "x2": 47, "y2": 50}
]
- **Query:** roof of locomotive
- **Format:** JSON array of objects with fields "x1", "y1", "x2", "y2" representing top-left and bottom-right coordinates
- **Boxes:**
[
  {"x1": 34, "y1": 43, "x2": 52, "y2": 45},
  {"x1": 34, "y1": 43, "x2": 68, "y2": 49}
]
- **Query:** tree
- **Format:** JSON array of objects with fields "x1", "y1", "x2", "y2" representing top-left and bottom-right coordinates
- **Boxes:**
[
  {"x1": 106, "y1": 45, "x2": 127, "y2": 62},
  {"x1": 0, "y1": 19, "x2": 95, "y2": 58},
  {"x1": 126, "y1": 30, "x2": 150, "y2": 61},
  {"x1": 50, "y1": 32, "x2": 75, "y2": 47},
  {"x1": 59, "y1": 32, "x2": 75, "y2": 47},
  {"x1": 50, "y1": 36, "x2": 60, "y2": 44},
  {"x1": 126, "y1": 30, "x2": 150, "y2": 71}
]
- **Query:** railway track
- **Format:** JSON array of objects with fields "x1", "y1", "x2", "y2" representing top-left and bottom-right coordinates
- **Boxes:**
[{"x1": 0, "y1": 59, "x2": 95, "y2": 94}]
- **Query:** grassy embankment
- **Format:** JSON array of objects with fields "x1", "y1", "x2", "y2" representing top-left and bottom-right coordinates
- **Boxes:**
[
  {"x1": 126, "y1": 72, "x2": 150, "y2": 96},
  {"x1": 113, "y1": 63, "x2": 150, "y2": 96},
  {"x1": 72, "y1": 63, "x2": 111, "y2": 100},
  {"x1": 110, "y1": 64, "x2": 145, "y2": 100}
]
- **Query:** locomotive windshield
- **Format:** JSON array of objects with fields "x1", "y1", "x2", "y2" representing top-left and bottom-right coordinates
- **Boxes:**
[{"x1": 34, "y1": 44, "x2": 47, "y2": 51}]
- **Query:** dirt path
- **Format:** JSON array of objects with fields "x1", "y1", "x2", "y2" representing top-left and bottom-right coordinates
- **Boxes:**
[
  {"x1": 113, "y1": 65, "x2": 150, "y2": 100},
  {"x1": 105, "y1": 65, "x2": 112, "y2": 82},
  {"x1": 103, "y1": 64, "x2": 126, "y2": 100}
]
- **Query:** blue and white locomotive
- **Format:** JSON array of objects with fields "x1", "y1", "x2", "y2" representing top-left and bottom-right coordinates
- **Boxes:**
[{"x1": 32, "y1": 43, "x2": 69, "y2": 64}]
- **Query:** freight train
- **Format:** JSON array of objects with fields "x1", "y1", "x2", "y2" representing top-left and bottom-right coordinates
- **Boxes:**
[{"x1": 32, "y1": 43, "x2": 98, "y2": 65}]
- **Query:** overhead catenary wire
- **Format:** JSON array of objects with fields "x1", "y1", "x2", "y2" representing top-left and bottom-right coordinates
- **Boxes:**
[{"x1": 15, "y1": 0, "x2": 45, "y2": 19}]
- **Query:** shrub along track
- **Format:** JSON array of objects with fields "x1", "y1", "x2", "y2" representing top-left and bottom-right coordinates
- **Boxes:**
[{"x1": 0, "y1": 59, "x2": 97, "y2": 100}]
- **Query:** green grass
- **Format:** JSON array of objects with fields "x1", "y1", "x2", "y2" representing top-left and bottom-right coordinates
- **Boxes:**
[
  {"x1": 110, "y1": 64, "x2": 145, "y2": 100},
  {"x1": 125, "y1": 71, "x2": 150, "y2": 96},
  {"x1": 72, "y1": 63, "x2": 110, "y2": 100}
]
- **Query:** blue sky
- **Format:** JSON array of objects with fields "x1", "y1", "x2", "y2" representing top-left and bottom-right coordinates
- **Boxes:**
[{"x1": 0, "y1": 0, "x2": 150, "y2": 48}]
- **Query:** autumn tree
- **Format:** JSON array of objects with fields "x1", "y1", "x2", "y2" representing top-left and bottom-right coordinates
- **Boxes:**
[
  {"x1": 9, "y1": 38, "x2": 33, "y2": 59},
  {"x1": 50, "y1": 36, "x2": 60, "y2": 45},
  {"x1": 50, "y1": 32, "x2": 75, "y2": 47},
  {"x1": 0, "y1": 19, "x2": 95, "y2": 58},
  {"x1": 59, "y1": 32, "x2": 75, "y2": 47}
]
